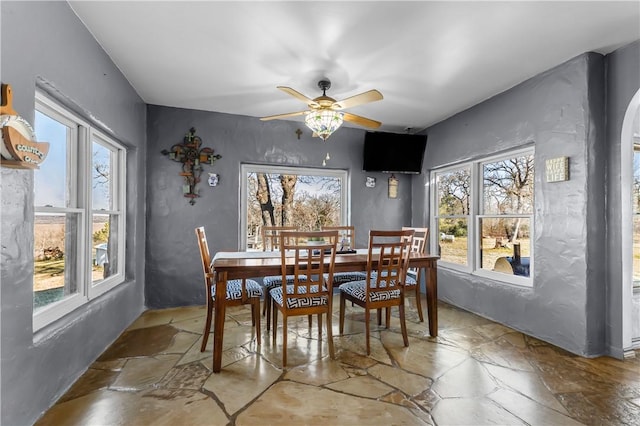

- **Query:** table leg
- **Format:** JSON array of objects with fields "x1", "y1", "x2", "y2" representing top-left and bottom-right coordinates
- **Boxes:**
[
  {"x1": 212, "y1": 271, "x2": 227, "y2": 373},
  {"x1": 426, "y1": 262, "x2": 438, "y2": 337}
]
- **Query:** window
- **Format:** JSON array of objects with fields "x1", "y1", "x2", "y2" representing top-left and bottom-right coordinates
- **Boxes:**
[
  {"x1": 434, "y1": 167, "x2": 471, "y2": 267},
  {"x1": 432, "y1": 149, "x2": 534, "y2": 285},
  {"x1": 240, "y1": 164, "x2": 348, "y2": 250},
  {"x1": 33, "y1": 92, "x2": 126, "y2": 331}
]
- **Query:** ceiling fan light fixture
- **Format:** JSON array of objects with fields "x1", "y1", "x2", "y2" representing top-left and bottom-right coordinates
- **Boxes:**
[{"x1": 304, "y1": 110, "x2": 344, "y2": 141}]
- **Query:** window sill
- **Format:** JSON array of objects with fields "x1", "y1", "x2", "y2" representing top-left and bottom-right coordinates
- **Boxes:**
[{"x1": 438, "y1": 263, "x2": 533, "y2": 288}]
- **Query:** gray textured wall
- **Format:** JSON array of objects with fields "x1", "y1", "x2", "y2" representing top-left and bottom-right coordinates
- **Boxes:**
[
  {"x1": 145, "y1": 105, "x2": 412, "y2": 308},
  {"x1": 1, "y1": 2, "x2": 637, "y2": 424},
  {"x1": 0, "y1": 2, "x2": 147, "y2": 425},
  {"x1": 416, "y1": 53, "x2": 607, "y2": 357},
  {"x1": 605, "y1": 41, "x2": 640, "y2": 356}
]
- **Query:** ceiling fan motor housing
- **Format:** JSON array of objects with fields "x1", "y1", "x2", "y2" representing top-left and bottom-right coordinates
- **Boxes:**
[{"x1": 318, "y1": 79, "x2": 331, "y2": 94}]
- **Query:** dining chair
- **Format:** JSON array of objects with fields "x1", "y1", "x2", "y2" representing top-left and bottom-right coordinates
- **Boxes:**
[
  {"x1": 321, "y1": 225, "x2": 367, "y2": 285},
  {"x1": 260, "y1": 225, "x2": 302, "y2": 330},
  {"x1": 339, "y1": 229, "x2": 414, "y2": 355},
  {"x1": 401, "y1": 226, "x2": 429, "y2": 322},
  {"x1": 373, "y1": 226, "x2": 429, "y2": 325},
  {"x1": 270, "y1": 230, "x2": 338, "y2": 366},
  {"x1": 195, "y1": 226, "x2": 262, "y2": 352}
]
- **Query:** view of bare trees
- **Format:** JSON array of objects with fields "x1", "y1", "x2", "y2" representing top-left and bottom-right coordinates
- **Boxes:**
[
  {"x1": 247, "y1": 172, "x2": 342, "y2": 248},
  {"x1": 483, "y1": 155, "x2": 534, "y2": 242},
  {"x1": 436, "y1": 153, "x2": 534, "y2": 274},
  {"x1": 438, "y1": 169, "x2": 471, "y2": 216},
  {"x1": 437, "y1": 168, "x2": 471, "y2": 239}
]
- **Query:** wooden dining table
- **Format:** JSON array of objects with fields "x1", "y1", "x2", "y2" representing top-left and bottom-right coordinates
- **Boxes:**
[{"x1": 211, "y1": 250, "x2": 440, "y2": 373}]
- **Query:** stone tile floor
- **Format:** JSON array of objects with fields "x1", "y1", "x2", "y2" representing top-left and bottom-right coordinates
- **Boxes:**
[{"x1": 36, "y1": 296, "x2": 640, "y2": 425}]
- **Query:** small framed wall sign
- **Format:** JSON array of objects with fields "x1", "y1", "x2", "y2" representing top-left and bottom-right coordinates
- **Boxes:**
[
  {"x1": 545, "y1": 157, "x2": 569, "y2": 182},
  {"x1": 388, "y1": 174, "x2": 398, "y2": 198}
]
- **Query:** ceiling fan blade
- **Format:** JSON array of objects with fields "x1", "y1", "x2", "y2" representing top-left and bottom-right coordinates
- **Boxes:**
[
  {"x1": 343, "y1": 112, "x2": 382, "y2": 129},
  {"x1": 332, "y1": 89, "x2": 383, "y2": 110},
  {"x1": 277, "y1": 86, "x2": 320, "y2": 108},
  {"x1": 260, "y1": 111, "x2": 308, "y2": 121}
]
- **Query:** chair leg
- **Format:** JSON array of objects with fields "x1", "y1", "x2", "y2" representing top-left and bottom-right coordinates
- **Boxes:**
[
  {"x1": 262, "y1": 290, "x2": 271, "y2": 330},
  {"x1": 265, "y1": 292, "x2": 272, "y2": 330},
  {"x1": 282, "y1": 313, "x2": 288, "y2": 367},
  {"x1": 385, "y1": 307, "x2": 391, "y2": 328},
  {"x1": 399, "y1": 301, "x2": 409, "y2": 347},
  {"x1": 377, "y1": 308, "x2": 382, "y2": 326},
  {"x1": 365, "y1": 307, "x2": 371, "y2": 355},
  {"x1": 262, "y1": 292, "x2": 267, "y2": 316},
  {"x1": 317, "y1": 313, "x2": 323, "y2": 338},
  {"x1": 200, "y1": 300, "x2": 213, "y2": 352},
  {"x1": 251, "y1": 303, "x2": 256, "y2": 327},
  {"x1": 308, "y1": 314, "x2": 312, "y2": 328},
  {"x1": 326, "y1": 310, "x2": 335, "y2": 359},
  {"x1": 272, "y1": 302, "x2": 278, "y2": 343},
  {"x1": 253, "y1": 299, "x2": 261, "y2": 346},
  {"x1": 262, "y1": 287, "x2": 271, "y2": 316},
  {"x1": 414, "y1": 284, "x2": 424, "y2": 322},
  {"x1": 339, "y1": 293, "x2": 346, "y2": 334}
]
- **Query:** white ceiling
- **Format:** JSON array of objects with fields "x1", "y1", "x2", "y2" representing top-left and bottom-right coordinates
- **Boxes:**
[{"x1": 68, "y1": 1, "x2": 640, "y2": 134}]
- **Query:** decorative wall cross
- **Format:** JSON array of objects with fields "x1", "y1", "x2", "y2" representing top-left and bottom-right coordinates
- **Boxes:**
[{"x1": 161, "y1": 127, "x2": 221, "y2": 205}]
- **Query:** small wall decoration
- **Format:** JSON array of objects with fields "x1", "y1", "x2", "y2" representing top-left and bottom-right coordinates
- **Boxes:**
[
  {"x1": 545, "y1": 156, "x2": 569, "y2": 182},
  {"x1": 388, "y1": 174, "x2": 398, "y2": 199},
  {"x1": 208, "y1": 173, "x2": 219, "y2": 187},
  {"x1": 366, "y1": 177, "x2": 376, "y2": 188},
  {"x1": 0, "y1": 84, "x2": 50, "y2": 169},
  {"x1": 161, "y1": 127, "x2": 221, "y2": 205}
]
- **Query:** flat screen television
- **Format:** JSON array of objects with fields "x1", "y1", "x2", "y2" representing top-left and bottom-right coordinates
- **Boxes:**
[{"x1": 362, "y1": 131, "x2": 427, "y2": 174}]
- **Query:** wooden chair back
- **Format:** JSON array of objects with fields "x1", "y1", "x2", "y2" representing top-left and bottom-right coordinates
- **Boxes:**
[
  {"x1": 195, "y1": 226, "x2": 213, "y2": 289},
  {"x1": 279, "y1": 230, "x2": 339, "y2": 301},
  {"x1": 402, "y1": 226, "x2": 428, "y2": 255},
  {"x1": 261, "y1": 225, "x2": 297, "y2": 251},
  {"x1": 366, "y1": 229, "x2": 414, "y2": 294},
  {"x1": 322, "y1": 225, "x2": 355, "y2": 250},
  {"x1": 402, "y1": 226, "x2": 429, "y2": 278}
]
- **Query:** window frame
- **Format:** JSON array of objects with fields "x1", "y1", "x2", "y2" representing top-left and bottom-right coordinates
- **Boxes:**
[
  {"x1": 87, "y1": 128, "x2": 127, "y2": 298},
  {"x1": 430, "y1": 147, "x2": 534, "y2": 286},
  {"x1": 33, "y1": 91, "x2": 127, "y2": 332},
  {"x1": 239, "y1": 163, "x2": 349, "y2": 250},
  {"x1": 431, "y1": 163, "x2": 474, "y2": 272}
]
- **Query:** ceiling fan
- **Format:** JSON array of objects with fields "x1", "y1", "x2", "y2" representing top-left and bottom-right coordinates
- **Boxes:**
[{"x1": 260, "y1": 79, "x2": 383, "y2": 140}]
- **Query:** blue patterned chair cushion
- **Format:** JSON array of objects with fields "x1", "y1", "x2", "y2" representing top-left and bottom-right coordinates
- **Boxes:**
[
  {"x1": 211, "y1": 279, "x2": 263, "y2": 300},
  {"x1": 324, "y1": 271, "x2": 368, "y2": 285},
  {"x1": 370, "y1": 271, "x2": 416, "y2": 286},
  {"x1": 339, "y1": 280, "x2": 400, "y2": 302},
  {"x1": 263, "y1": 275, "x2": 307, "y2": 289},
  {"x1": 270, "y1": 285, "x2": 328, "y2": 309}
]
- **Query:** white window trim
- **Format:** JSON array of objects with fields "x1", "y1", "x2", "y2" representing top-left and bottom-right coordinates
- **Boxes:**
[
  {"x1": 33, "y1": 91, "x2": 127, "y2": 332},
  {"x1": 431, "y1": 147, "x2": 534, "y2": 287},
  {"x1": 239, "y1": 163, "x2": 349, "y2": 249}
]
